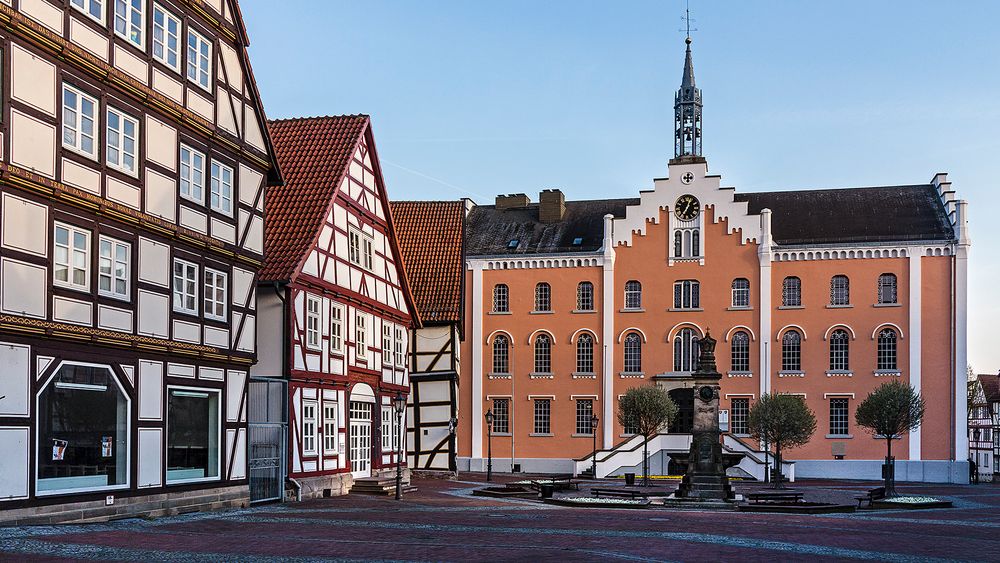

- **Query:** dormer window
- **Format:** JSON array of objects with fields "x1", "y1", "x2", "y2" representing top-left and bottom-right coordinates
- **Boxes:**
[
  {"x1": 507, "y1": 239, "x2": 519, "y2": 249},
  {"x1": 572, "y1": 237, "x2": 584, "y2": 246}
]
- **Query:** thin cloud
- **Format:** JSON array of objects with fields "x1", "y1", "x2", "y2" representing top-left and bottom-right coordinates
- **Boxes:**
[{"x1": 382, "y1": 160, "x2": 487, "y2": 201}]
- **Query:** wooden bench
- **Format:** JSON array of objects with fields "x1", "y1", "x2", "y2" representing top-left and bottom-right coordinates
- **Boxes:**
[
  {"x1": 591, "y1": 488, "x2": 648, "y2": 499},
  {"x1": 854, "y1": 487, "x2": 886, "y2": 508},
  {"x1": 746, "y1": 491, "x2": 804, "y2": 504}
]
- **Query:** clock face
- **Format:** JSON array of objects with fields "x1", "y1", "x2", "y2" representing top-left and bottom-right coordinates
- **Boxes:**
[{"x1": 675, "y1": 194, "x2": 700, "y2": 221}]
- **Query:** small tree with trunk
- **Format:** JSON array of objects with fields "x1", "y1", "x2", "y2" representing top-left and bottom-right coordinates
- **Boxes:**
[
  {"x1": 617, "y1": 385, "x2": 678, "y2": 486},
  {"x1": 748, "y1": 393, "x2": 817, "y2": 489},
  {"x1": 855, "y1": 380, "x2": 925, "y2": 496}
]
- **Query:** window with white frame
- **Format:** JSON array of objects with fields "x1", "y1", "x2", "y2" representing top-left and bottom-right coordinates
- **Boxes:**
[
  {"x1": 187, "y1": 28, "x2": 212, "y2": 90},
  {"x1": 577, "y1": 281, "x2": 594, "y2": 311},
  {"x1": 731, "y1": 398, "x2": 750, "y2": 435},
  {"x1": 534, "y1": 282, "x2": 551, "y2": 312},
  {"x1": 731, "y1": 278, "x2": 750, "y2": 308},
  {"x1": 830, "y1": 275, "x2": 850, "y2": 306},
  {"x1": 829, "y1": 398, "x2": 849, "y2": 436},
  {"x1": 210, "y1": 162, "x2": 234, "y2": 216},
  {"x1": 576, "y1": 399, "x2": 594, "y2": 435},
  {"x1": 62, "y1": 85, "x2": 98, "y2": 158},
  {"x1": 829, "y1": 329, "x2": 850, "y2": 371},
  {"x1": 305, "y1": 295, "x2": 321, "y2": 350},
  {"x1": 533, "y1": 399, "x2": 551, "y2": 434},
  {"x1": 730, "y1": 331, "x2": 750, "y2": 372},
  {"x1": 381, "y1": 406, "x2": 392, "y2": 450},
  {"x1": 624, "y1": 280, "x2": 642, "y2": 310},
  {"x1": 363, "y1": 236, "x2": 373, "y2": 271},
  {"x1": 673, "y1": 328, "x2": 699, "y2": 372},
  {"x1": 673, "y1": 280, "x2": 700, "y2": 309},
  {"x1": 70, "y1": 0, "x2": 104, "y2": 24},
  {"x1": 152, "y1": 4, "x2": 180, "y2": 71},
  {"x1": 348, "y1": 228, "x2": 374, "y2": 271},
  {"x1": 576, "y1": 333, "x2": 594, "y2": 374},
  {"x1": 878, "y1": 273, "x2": 897, "y2": 304},
  {"x1": 382, "y1": 323, "x2": 393, "y2": 366},
  {"x1": 356, "y1": 312, "x2": 368, "y2": 360},
  {"x1": 114, "y1": 0, "x2": 144, "y2": 48},
  {"x1": 302, "y1": 401, "x2": 317, "y2": 455},
  {"x1": 492, "y1": 334, "x2": 509, "y2": 374},
  {"x1": 392, "y1": 408, "x2": 401, "y2": 452},
  {"x1": 782, "y1": 330, "x2": 802, "y2": 371},
  {"x1": 673, "y1": 228, "x2": 700, "y2": 258},
  {"x1": 491, "y1": 398, "x2": 509, "y2": 434},
  {"x1": 166, "y1": 387, "x2": 220, "y2": 483},
  {"x1": 98, "y1": 236, "x2": 129, "y2": 299},
  {"x1": 534, "y1": 334, "x2": 551, "y2": 374},
  {"x1": 203, "y1": 268, "x2": 227, "y2": 321},
  {"x1": 624, "y1": 333, "x2": 642, "y2": 373},
  {"x1": 782, "y1": 276, "x2": 802, "y2": 307},
  {"x1": 54, "y1": 224, "x2": 90, "y2": 290},
  {"x1": 323, "y1": 402, "x2": 338, "y2": 454},
  {"x1": 180, "y1": 145, "x2": 206, "y2": 203},
  {"x1": 173, "y1": 259, "x2": 198, "y2": 314},
  {"x1": 877, "y1": 329, "x2": 898, "y2": 371},
  {"x1": 492, "y1": 284, "x2": 509, "y2": 313},
  {"x1": 106, "y1": 107, "x2": 138, "y2": 174},
  {"x1": 394, "y1": 326, "x2": 405, "y2": 368},
  {"x1": 330, "y1": 304, "x2": 344, "y2": 353}
]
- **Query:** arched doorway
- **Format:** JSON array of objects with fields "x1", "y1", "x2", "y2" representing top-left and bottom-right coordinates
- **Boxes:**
[{"x1": 668, "y1": 388, "x2": 694, "y2": 434}]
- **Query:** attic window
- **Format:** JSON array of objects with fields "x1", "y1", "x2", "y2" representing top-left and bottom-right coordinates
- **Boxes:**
[
  {"x1": 572, "y1": 237, "x2": 584, "y2": 246},
  {"x1": 507, "y1": 239, "x2": 519, "y2": 249}
]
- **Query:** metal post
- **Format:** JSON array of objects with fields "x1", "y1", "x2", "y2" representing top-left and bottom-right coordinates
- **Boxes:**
[
  {"x1": 485, "y1": 409, "x2": 494, "y2": 482},
  {"x1": 590, "y1": 412, "x2": 599, "y2": 478},
  {"x1": 393, "y1": 391, "x2": 405, "y2": 501}
]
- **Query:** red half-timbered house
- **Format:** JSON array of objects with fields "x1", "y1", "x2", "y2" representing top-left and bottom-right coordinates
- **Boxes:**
[{"x1": 256, "y1": 115, "x2": 418, "y2": 498}]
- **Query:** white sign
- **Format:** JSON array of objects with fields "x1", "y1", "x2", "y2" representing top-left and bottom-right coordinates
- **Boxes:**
[{"x1": 719, "y1": 409, "x2": 729, "y2": 432}]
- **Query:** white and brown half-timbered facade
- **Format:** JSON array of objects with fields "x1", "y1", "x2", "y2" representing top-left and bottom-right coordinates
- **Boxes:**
[
  {"x1": 0, "y1": 0, "x2": 280, "y2": 523},
  {"x1": 391, "y1": 200, "x2": 466, "y2": 472},
  {"x1": 256, "y1": 115, "x2": 418, "y2": 498}
]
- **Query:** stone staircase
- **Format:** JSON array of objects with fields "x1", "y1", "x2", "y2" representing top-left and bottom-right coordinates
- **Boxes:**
[{"x1": 350, "y1": 476, "x2": 417, "y2": 496}]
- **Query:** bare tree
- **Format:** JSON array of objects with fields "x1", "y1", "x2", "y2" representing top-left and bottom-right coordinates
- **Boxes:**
[{"x1": 617, "y1": 386, "x2": 678, "y2": 486}]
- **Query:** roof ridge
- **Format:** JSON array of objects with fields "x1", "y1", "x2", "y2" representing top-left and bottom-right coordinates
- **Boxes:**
[
  {"x1": 737, "y1": 184, "x2": 932, "y2": 197},
  {"x1": 268, "y1": 114, "x2": 370, "y2": 124}
]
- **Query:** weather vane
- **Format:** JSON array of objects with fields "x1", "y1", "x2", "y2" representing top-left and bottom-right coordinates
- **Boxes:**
[{"x1": 680, "y1": 0, "x2": 698, "y2": 42}]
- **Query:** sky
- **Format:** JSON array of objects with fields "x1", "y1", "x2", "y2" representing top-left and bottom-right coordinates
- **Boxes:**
[{"x1": 240, "y1": 0, "x2": 1000, "y2": 373}]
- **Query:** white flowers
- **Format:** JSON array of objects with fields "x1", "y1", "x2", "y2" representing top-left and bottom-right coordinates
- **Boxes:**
[
  {"x1": 556, "y1": 497, "x2": 648, "y2": 505},
  {"x1": 881, "y1": 496, "x2": 943, "y2": 504}
]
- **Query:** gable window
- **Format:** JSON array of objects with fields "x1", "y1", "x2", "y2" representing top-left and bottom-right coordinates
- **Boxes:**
[
  {"x1": 305, "y1": 295, "x2": 321, "y2": 350},
  {"x1": 576, "y1": 399, "x2": 594, "y2": 435},
  {"x1": 731, "y1": 398, "x2": 749, "y2": 436},
  {"x1": 363, "y1": 237, "x2": 373, "y2": 270},
  {"x1": 730, "y1": 331, "x2": 750, "y2": 372},
  {"x1": 878, "y1": 273, "x2": 897, "y2": 304},
  {"x1": 180, "y1": 145, "x2": 206, "y2": 203},
  {"x1": 98, "y1": 236, "x2": 130, "y2": 300},
  {"x1": 187, "y1": 28, "x2": 212, "y2": 91},
  {"x1": 533, "y1": 334, "x2": 552, "y2": 374},
  {"x1": 492, "y1": 284, "x2": 509, "y2": 313},
  {"x1": 203, "y1": 269, "x2": 227, "y2": 321},
  {"x1": 781, "y1": 330, "x2": 802, "y2": 371},
  {"x1": 492, "y1": 334, "x2": 509, "y2": 374},
  {"x1": 830, "y1": 398, "x2": 850, "y2": 436},
  {"x1": 106, "y1": 107, "x2": 138, "y2": 175},
  {"x1": 830, "y1": 275, "x2": 850, "y2": 306},
  {"x1": 71, "y1": 0, "x2": 104, "y2": 23},
  {"x1": 355, "y1": 313, "x2": 368, "y2": 360},
  {"x1": 62, "y1": 85, "x2": 98, "y2": 159},
  {"x1": 54, "y1": 224, "x2": 90, "y2": 291},
  {"x1": 624, "y1": 333, "x2": 642, "y2": 373},
  {"x1": 782, "y1": 276, "x2": 801, "y2": 307},
  {"x1": 534, "y1": 282, "x2": 551, "y2": 312},
  {"x1": 394, "y1": 326, "x2": 405, "y2": 368},
  {"x1": 302, "y1": 400, "x2": 318, "y2": 455},
  {"x1": 172, "y1": 259, "x2": 198, "y2": 314},
  {"x1": 577, "y1": 281, "x2": 594, "y2": 311},
  {"x1": 491, "y1": 398, "x2": 509, "y2": 434},
  {"x1": 624, "y1": 280, "x2": 642, "y2": 310},
  {"x1": 323, "y1": 403, "x2": 338, "y2": 454},
  {"x1": 673, "y1": 280, "x2": 700, "y2": 309},
  {"x1": 330, "y1": 304, "x2": 344, "y2": 353},
  {"x1": 348, "y1": 228, "x2": 373, "y2": 271},
  {"x1": 674, "y1": 228, "x2": 700, "y2": 258},
  {"x1": 673, "y1": 328, "x2": 699, "y2": 372},
  {"x1": 877, "y1": 329, "x2": 898, "y2": 371},
  {"x1": 731, "y1": 278, "x2": 750, "y2": 308},
  {"x1": 152, "y1": 4, "x2": 181, "y2": 72},
  {"x1": 382, "y1": 323, "x2": 393, "y2": 367},
  {"x1": 576, "y1": 333, "x2": 594, "y2": 374},
  {"x1": 533, "y1": 399, "x2": 551, "y2": 434},
  {"x1": 829, "y1": 329, "x2": 850, "y2": 371},
  {"x1": 114, "y1": 0, "x2": 144, "y2": 48},
  {"x1": 210, "y1": 162, "x2": 234, "y2": 216}
]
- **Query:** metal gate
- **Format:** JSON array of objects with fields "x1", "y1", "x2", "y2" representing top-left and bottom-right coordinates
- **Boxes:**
[{"x1": 248, "y1": 378, "x2": 287, "y2": 504}]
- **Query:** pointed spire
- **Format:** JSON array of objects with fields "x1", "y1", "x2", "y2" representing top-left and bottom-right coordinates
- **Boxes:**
[
  {"x1": 681, "y1": 37, "x2": 696, "y2": 89},
  {"x1": 672, "y1": 34, "x2": 704, "y2": 162}
]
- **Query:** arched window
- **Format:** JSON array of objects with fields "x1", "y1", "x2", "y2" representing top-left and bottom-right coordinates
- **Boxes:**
[
  {"x1": 674, "y1": 231, "x2": 682, "y2": 257},
  {"x1": 492, "y1": 334, "x2": 509, "y2": 374},
  {"x1": 534, "y1": 334, "x2": 551, "y2": 374},
  {"x1": 674, "y1": 228, "x2": 700, "y2": 258},
  {"x1": 624, "y1": 280, "x2": 642, "y2": 310},
  {"x1": 577, "y1": 281, "x2": 594, "y2": 311},
  {"x1": 673, "y1": 280, "x2": 700, "y2": 309},
  {"x1": 534, "y1": 282, "x2": 551, "y2": 312},
  {"x1": 829, "y1": 329, "x2": 850, "y2": 371},
  {"x1": 624, "y1": 333, "x2": 642, "y2": 373},
  {"x1": 782, "y1": 276, "x2": 801, "y2": 307},
  {"x1": 781, "y1": 330, "x2": 801, "y2": 371},
  {"x1": 492, "y1": 284, "x2": 509, "y2": 313},
  {"x1": 730, "y1": 331, "x2": 750, "y2": 372},
  {"x1": 830, "y1": 275, "x2": 850, "y2": 306},
  {"x1": 877, "y1": 329, "x2": 898, "y2": 371},
  {"x1": 673, "y1": 328, "x2": 699, "y2": 372},
  {"x1": 731, "y1": 278, "x2": 750, "y2": 308},
  {"x1": 692, "y1": 230, "x2": 700, "y2": 257},
  {"x1": 576, "y1": 333, "x2": 594, "y2": 374},
  {"x1": 878, "y1": 273, "x2": 897, "y2": 305}
]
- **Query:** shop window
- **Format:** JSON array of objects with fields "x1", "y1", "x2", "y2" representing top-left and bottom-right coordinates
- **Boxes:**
[{"x1": 166, "y1": 388, "x2": 220, "y2": 483}]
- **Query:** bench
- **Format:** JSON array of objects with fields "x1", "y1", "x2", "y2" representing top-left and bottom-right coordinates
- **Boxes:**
[
  {"x1": 746, "y1": 491, "x2": 804, "y2": 504},
  {"x1": 854, "y1": 487, "x2": 886, "y2": 508},
  {"x1": 591, "y1": 488, "x2": 648, "y2": 499}
]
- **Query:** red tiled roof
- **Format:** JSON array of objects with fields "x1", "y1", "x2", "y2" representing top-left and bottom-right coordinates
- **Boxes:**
[
  {"x1": 978, "y1": 374, "x2": 1000, "y2": 403},
  {"x1": 261, "y1": 115, "x2": 369, "y2": 281},
  {"x1": 390, "y1": 201, "x2": 466, "y2": 326}
]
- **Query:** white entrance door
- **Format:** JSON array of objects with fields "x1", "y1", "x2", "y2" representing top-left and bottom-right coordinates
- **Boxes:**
[{"x1": 350, "y1": 401, "x2": 372, "y2": 478}]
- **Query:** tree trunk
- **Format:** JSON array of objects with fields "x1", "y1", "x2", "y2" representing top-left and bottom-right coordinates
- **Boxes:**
[
  {"x1": 773, "y1": 442, "x2": 783, "y2": 489},
  {"x1": 885, "y1": 437, "x2": 894, "y2": 497},
  {"x1": 643, "y1": 435, "x2": 650, "y2": 487}
]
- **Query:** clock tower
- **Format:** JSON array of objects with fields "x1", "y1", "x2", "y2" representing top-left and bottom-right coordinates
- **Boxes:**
[{"x1": 671, "y1": 34, "x2": 705, "y2": 163}]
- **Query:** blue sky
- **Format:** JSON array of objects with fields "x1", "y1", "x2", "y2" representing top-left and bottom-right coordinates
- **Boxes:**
[{"x1": 241, "y1": 0, "x2": 1000, "y2": 372}]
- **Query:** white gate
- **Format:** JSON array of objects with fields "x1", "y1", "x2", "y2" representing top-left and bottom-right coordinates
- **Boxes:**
[{"x1": 350, "y1": 401, "x2": 372, "y2": 478}]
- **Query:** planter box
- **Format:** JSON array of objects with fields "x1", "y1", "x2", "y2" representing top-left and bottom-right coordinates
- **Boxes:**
[
  {"x1": 739, "y1": 502, "x2": 856, "y2": 514},
  {"x1": 871, "y1": 499, "x2": 953, "y2": 510}
]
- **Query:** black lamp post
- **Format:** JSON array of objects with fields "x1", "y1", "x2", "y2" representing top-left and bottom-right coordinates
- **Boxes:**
[
  {"x1": 393, "y1": 391, "x2": 406, "y2": 500},
  {"x1": 590, "y1": 412, "x2": 600, "y2": 478},
  {"x1": 484, "y1": 409, "x2": 494, "y2": 482},
  {"x1": 448, "y1": 416, "x2": 458, "y2": 472}
]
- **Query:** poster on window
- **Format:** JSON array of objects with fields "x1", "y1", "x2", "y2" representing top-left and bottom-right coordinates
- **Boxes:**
[
  {"x1": 101, "y1": 436, "x2": 113, "y2": 458},
  {"x1": 52, "y1": 439, "x2": 67, "y2": 461}
]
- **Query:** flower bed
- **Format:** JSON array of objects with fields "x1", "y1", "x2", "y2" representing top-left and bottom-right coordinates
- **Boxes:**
[
  {"x1": 544, "y1": 496, "x2": 650, "y2": 509},
  {"x1": 872, "y1": 496, "x2": 953, "y2": 510}
]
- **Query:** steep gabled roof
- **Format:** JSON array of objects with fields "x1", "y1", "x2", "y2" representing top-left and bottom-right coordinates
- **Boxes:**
[
  {"x1": 978, "y1": 374, "x2": 1000, "y2": 403},
  {"x1": 262, "y1": 115, "x2": 369, "y2": 282},
  {"x1": 390, "y1": 201, "x2": 466, "y2": 326}
]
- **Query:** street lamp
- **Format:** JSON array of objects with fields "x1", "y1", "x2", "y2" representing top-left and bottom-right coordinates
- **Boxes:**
[
  {"x1": 448, "y1": 416, "x2": 458, "y2": 472},
  {"x1": 590, "y1": 412, "x2": 600, "y2": 478},
  {"x1": 393, "y1": 391, "x2": 406, "y2": 500},
  {"x1": 484, "y1": 409, "x2": 494, "y2": 482}
]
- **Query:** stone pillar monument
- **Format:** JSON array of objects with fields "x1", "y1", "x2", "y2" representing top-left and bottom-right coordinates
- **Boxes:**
[{"x1": 674, "y1": 331, "x2": 734, "y2": 501}]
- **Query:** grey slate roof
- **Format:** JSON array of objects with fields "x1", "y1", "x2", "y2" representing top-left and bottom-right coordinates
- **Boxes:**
[{"x1": 465, "y1": 184, "x2": 954, "y2": 256}]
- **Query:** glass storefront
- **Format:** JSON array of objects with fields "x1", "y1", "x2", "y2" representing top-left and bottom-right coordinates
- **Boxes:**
[{"x1": 167, "y1": 388, "x2": 220, "y2": 482}]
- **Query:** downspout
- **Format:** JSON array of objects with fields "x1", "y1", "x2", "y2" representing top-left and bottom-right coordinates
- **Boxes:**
[{"x1": 273, "y1": 281, "x2": 289, "y2": 378}]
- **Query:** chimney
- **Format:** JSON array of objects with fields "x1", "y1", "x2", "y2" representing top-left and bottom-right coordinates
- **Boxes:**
[
  {"x1": 539, "y1": 189, "x2": 566, "y2": 223},
  {"x1": 495, "y1": 193, "x2": 530, "y2": 210}
]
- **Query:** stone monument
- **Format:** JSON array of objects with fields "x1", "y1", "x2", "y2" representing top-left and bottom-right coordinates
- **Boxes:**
[{"x1": 673, "y1": 331, "x2": 735, "y2": 501}]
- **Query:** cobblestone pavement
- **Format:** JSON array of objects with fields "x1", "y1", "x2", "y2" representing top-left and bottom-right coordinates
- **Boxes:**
[{"x1": 1, "y1": 475, "x2": 997, "y2": 562}]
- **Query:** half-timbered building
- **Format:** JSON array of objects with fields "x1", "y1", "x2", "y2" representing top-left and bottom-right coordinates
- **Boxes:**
[
  {"x1": 392, "y1": 200, "x2": 466, "y2": 472},
  {"x1": 0, "y1": 0, "x2": 280, "y2": 523},
  {"x1": 969, "y1": 373, "x2": 1000, "y2": 482},
  {"x1": 256, "y1": 115, "x2": 418, "y2": 498}
]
